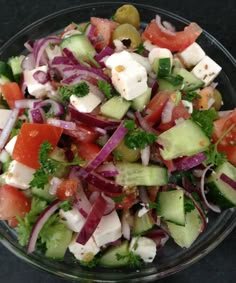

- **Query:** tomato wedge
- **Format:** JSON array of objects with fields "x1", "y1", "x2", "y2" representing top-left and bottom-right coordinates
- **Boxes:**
[
  {"x1": 212, "y1": 109, "x2": 236, "y2": 166},
  {"x1": 1, "y1": 82, "x2": 24, "y2": 109},
  {"x1": 77, "y1": 142, "x2": 101, "y2": 161},
  {"x1": 0, "y1": 185, "x2": 31, "y2": 227},
  {"x1": 12, "y1": 123, "x2": 63, "y2": 169},
  {"x1": 63, "y1": 124, "x2": 99, "y2": 143},
  {"x1": 143, "y1": 20, "x2": 202, "y2": 52}
]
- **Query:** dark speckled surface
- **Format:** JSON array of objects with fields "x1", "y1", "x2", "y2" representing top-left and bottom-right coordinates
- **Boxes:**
[{"x1": 0, "y1": 0, "x2": 236, "y2": 282}]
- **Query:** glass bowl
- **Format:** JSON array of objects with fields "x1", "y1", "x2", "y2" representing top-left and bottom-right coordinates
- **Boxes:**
[{"x1": 0, "y1": 2, "x2": 236, "y2": 282}]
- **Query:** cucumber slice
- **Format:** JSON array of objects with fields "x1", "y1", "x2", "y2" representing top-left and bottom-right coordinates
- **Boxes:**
[
  {"x1": 158, "y1": 78, "x2": 182, "y2": 91},
  {"x1": 60, "y1": 34, "x2": 96, "y2": 61},
  {"x1": 0, "y1": 61, "x2": 14, "y2": 83},
  {"x1": 207, "y1": 162, "x2": 236, "y2": 208},
  {"x1": 157, "y1": 190, "x2": 185, "y2": 226},
  {"x1": 99, "y1": 241, "x2": 129, "y2": 267},
  {"x1": 100, "y1": 96, "x2": 131, "y2": 120},
  {"x1": 158, "y1": 119, "x2": 210, "y2": 160},
  {"x1": 173, "y1": 68, "x2": 204, "y2": 91},
  {"x1": 132, "y1": 210, "x2": 155, "y2": 235},
  {"x1": 131, "y1": 88, "x2": 151, "y2": 111},
  {"x1": 113, "y1": 139, "x2": 140, "y2": 162},
  {"x1": 166, "y1": 207, "x2": 202, "y2": 248},
  {"x1": 8, "y1": 55, "x2": 24, "y2": 83},
  {"x1": 32, "y1": 184, "x2": 55, "y2": 202},
  {"x1": 115, "y1": 162, "x2": 168, "y2": 186}
]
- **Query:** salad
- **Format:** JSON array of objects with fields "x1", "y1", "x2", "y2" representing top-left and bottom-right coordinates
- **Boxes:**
[{"x1": 0, "y1": 3, "x2": 235, "y2": 269}]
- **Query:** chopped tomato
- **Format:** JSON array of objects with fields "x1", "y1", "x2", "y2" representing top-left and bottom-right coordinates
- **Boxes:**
[
  {"x1": 91, "y1": 17, "x2": 118, "y2": 50},
  {"x1": 158, "y1": 101, "x2": 191, "y2": 131},
  {"x1": 0, "y1": 185, "x2": 31, "y2": 227},
  {"x1": 1, "y1": 82, "x2": 24, "y2": 109},
  {"x1": 143, "y1": 20, "x2": 202, "y2": 52},
  {"x1": 145, "y1": 91, "x2": 170, "y2": 126},
  {"x1": 12, "y1": 123, "x2": 63, "y2": 169},
  {"x1": 63, "y1": 124, "x2": 99, "y2": 143},
  {"x1": 212, "y1": 109, "x2": 236, "y2": 166},
  {"x1": 77, "y1": 142, "x2": 101, "y2": 161},
  {"x1": 56, "y1": 179, "x2": 78, "y2": 200}
]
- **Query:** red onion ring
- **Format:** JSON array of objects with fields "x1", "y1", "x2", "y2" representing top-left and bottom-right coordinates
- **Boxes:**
[
  {"x1": 46, "y1": 118, "x2": 76, "y2": 130},
  {"x1": 220, "y1": 173, "x2": 236, "y2": 190},
  {"x1": 155, "y1": 15, "x2": 176, "y2": 36}
]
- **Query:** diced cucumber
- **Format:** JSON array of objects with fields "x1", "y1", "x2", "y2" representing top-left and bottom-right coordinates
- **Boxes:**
[
  {"x1": 173, "y1": 68, "x2": 204, "y2": 91},
  {"x1": 158, "y1": 78, "x2": 182, "y2": 91},
  {"x1": 158, "y1": 119, "x2": 210, "y2": 160},
  {"x1": 100, "y1": 96, "x2": 131, "y2": 120},
  {"x1": 60, "y1": 34, "x2": 96, "y2": 61},
  {"x1": 32, "y1": 184, "x2": 55, "y2": 202},
  {"x1": 50, "y1": 147, "x2": 69, "y2": 178},
  {"x1": 207, "y1": 162, "x2": 236, "y2": 208},
  {"x1": 131, "y1": 88, "x2": 151, "y2": 111},
  {"x1": 115, "y1": 162, "x2": 168, "y2": 186},
  {"x1": 0, "y1": 61, "x2": 14, "y2": 83},
  {"x1": 157, "y1": 190, "x2": 185, "y2": 226},
  {"x1": 8, "y1": 55, "x2": 24, "y2": 83},
  {"x1": 113, "y1": 139, "x2": 140, "y2": 162},
  {"x1": 99, "y1": 241, "x2": 129, "y2": 267},
  {"x1": 166, "y1": 207, "x2": 202, "y2": 248},
  {"x1": 132, "y1": 210, "x2": 155, "y2": 235},
  {"x1": 45, "y1": 225, "x2": 73, "y2": 259}
]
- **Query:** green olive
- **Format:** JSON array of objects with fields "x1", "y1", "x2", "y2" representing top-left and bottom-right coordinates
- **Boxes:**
[
  {"x1": 112, "y1": 23, "x2": 141, "y2": 49},
  {"x1": 114, "y1": 140, "x2": 140, "y2": 162},
  {"x1": 114, "y1": 4, "x2": 140, "y2": 29},
  {"x1": 212, "y1": 89, "x2": 223, "y2": 111}
]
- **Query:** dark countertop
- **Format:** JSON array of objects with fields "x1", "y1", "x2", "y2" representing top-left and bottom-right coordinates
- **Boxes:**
[{"x1": 0, "y1": 0, "x2": 236, "y2": 282}]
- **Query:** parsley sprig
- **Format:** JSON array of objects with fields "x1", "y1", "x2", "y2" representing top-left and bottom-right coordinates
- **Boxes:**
[
  {"x1": 58, "y1": 82, "x2": 89, "y2": 102},
  {"x1": 184, "y1": 91, "x2": 201, "y2": 102},
  {"x1": 116, "y1": 251, "x2": 142, "y2": 268}
]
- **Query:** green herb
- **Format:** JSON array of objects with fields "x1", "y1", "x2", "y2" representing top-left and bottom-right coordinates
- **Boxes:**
[
  {"x1": 112, "y1": 194, "x2": 126, "y2": 203},
  {"x1": 136, "y1": 43, "x2": 145, "y2": 54},
  {"x1": 168, "y1": 171, "x2": 197, "y2": 186},
  {"x1": 149, "y1": 202, "x2": 159, "y2": 209},
  {"x1": 58, "y1": 199, "x2": 73, "y2": 211},
  {"x1": 124, "y1": 120, "x2": 157, "y2": 150},
  {"x1": 163, "y1": 74, "x2": 184, "y2": 86},
  {"x1": 58, "y1": 82, "x2": 89, "y2": 102},
  {"x1": 80, "y1": 257, "x2": 98, "y2": 268},
  {"x1": 98, "y1": 80, "x2": 113, "y2": 99},
  {"x1": 116, "y1": 251, "x2": 142, "y2": 268},
  {"x1": 184, "y1": 197, "x2": 195, "y2": 213},
  {"x1": 184, "y1": 91, "x2": 201, "y2": 102},
  {"x1": 191, "y1": 109, "x2": 218, "y2": 138}
]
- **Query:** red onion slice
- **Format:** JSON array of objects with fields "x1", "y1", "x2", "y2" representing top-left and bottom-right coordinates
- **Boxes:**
[
  {"x1": 34, "y1": 99, "x2": 64, "y2": 117},
  {"x1": 220, "y1": 173, "x2": 236, "y2": 190},
  {"x1": 33, "y1": 70, "x2": 50, "y2": 84},
  {"x1": 141, "y1": 146, "x2": 151, "y2": 166},
  {"x1": 94, "y1": 46, "x2": 114, "y2": 67},
  {"x1": 0, "y1": 109, "x2": 19, "y2": 150},
  {"x1": 175, "y1": 152, "x2": 207, "y2": 171},
  {"x1": 21, "y1": 53, "x2": 35, "y2": 71},
  {"x1": 135, "y1": 111, "x2": 158, "y2": 134},
  {"x1": 145, "y1": 228, "x2": 169, "y2": 248},
  {"x1": 96, "y1": 162, "x2": 118, "y2": 177},
  {"x1": 161, "y1": 99, "x2": 175, "y2": 124},
  {"x1": 27, "y1": 200, "x2": 60, "y2": 254},
  {"x1": 28, "y1": 108, "x2": 46, "y2": 124},
  {"x1": 47, "y1": 118, "x2": 76, "y2": 130},
  {"x1": 62, "y1": 48, "x2": 80, "y2": 65},
  {"x1": 24, "y1": 40, "x2": 34, "y2": 52},
  {"x1": 155, "y1": 15, "x2": 176, "y2": 36},
  {"x1": 14, "y1": 99, "x2": 41, "y2": 109},
  {"x1": 102, "y1": 193, "x2": 116, "y2": 215},
  {"x1": 76, "y1": 193, "x2": 107, "y2": 245}
]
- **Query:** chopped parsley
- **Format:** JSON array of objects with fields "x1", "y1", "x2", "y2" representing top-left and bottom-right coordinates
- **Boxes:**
[
  {"x1": 136, "y1": 43, "x2": 145, "y2": 54},
  {"x1": 184, "y1": 197, "x2": 195, "y2": 213},
  {"x1": 97, "y1": 80, "x2": 113, "y2": 99},
  {"x1": 116, "y1": 251, "x2": 142, "y2": 268},
  {"x1": 58, "y1": 82, "x2": 89, "y2": 102},
  {"x1": 149, "y1": 201, "x2": 159, "y2": 209},
  {"x1": 58, "y1": 199, "x2": 73, "y2": 211},
  {"x1": 184, "y1": 91, "x2": 201, "y2": 102},
  {"x1": 112, "y1": 194, "x2": 126, "y2": 203}
]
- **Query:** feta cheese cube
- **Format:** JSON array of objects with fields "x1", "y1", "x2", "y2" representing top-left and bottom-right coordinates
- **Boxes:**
[
  {"x1": 4, "y1": 160, "x2": 35, "y2": 190},
  {"x1": 130, "y1": 53, "x2": 152, "y2": 73},
  {"x1": 59, "y1": 208, "x2": 86, "y2": 233},
  {"x1": 93, "y1": 211, "x2": 122, "y2": 247},
  {"x1": 129, "y1": 236, "x2": 156, "y2": 263},
  {"x1": 0, "y1": 109, "x2": 12, "y2": 129},
  {"x1": 70, "y1": 91, "x2": 102, "y2": 113},
  {"x1": 148, "y1": 47, "x2": 173, "y2": 65},
  {"x1": 182, "y1": 100, "x2": 193, "y2": 114},
  {"x1": 5, "y1": 135, "x2": 18, "y2": 156},
  {"x1": 69, "y1": 236, "x2": 100, "y2": 262},
  {"x1": 143, "y1": 40, "x2": 158, "y2": 52},
  {"x1": 191, "y1": 56, "x2": 222, "y2": 86},
  {"x1": 177, "y1": 42, "x2": 205, "y2": 68}
]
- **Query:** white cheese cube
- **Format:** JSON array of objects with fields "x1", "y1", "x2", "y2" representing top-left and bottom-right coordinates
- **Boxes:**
[
  {"x1": 0, "y1": 109, "x2": 13, "y2": 129},
  {"x1": 130, "y1": 53, "x2": 152, "y2": 73},
  {"x1": 148, "y1": 47, "x2": 173, "y2": 65},
  {"x1": 105, "y1": 50, "x2": 133, "y2": 68},
  {"x1": 23, "y1": 65, "x2": 54, "y2": 98},
  {"x1": 4, "y1": 160, "x2": 35, "y2": 190},
  {"x1": 177, "y1": 42, "x2": 205, "y2": 68},
  {"x1": 5, "y1": 135, "x2": 18, "y2": 156},
  {"x1": 69, "y1": 236, "x2": 100, "y2": 262},
  {"x1": 70, "y1": 91, "x2": 102, "y2": 113},
  {"x1": 129, "y1": 236, "x2": 156, "y2": 263},
  {"x1": 182, "y1": 100, "x2": 193, "y2": 114},
  {"x1": 191, "y1": 56, "x2": 222, "y2": 86},
  {"x1": 93, "y1": 211, "x2": 122, "y2": 247},
  {"x1": 143, "y1": 40, "x2": 158, "y2": 52},
  {"x1": 59, "y1": 208, "x2": 86, "y2": 233}
]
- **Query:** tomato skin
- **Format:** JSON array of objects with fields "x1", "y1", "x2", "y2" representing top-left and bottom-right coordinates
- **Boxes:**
[
  {"x1": 143, "y1": 20, "x2": 202, "y2": 52},
  {"x1": 90, "y1": 17, "x2": 118, "y2": 50},
  {"x1": 12, "y1": 123, "x2": 63, "y2": 169},
  {"x1": 145, "y1": 91, "x2": 170, "y2": 126},
  {"x1": 0, "y1": 82, "x2": 24, "y2": 109},
  {"x1": 0, "y1": 185, "x2": 31, "y2": 227},
  {"x1": 212, "y1": 109, "x2": 236, "y2": 166},
  {"x1": 56, "y1": 179, "x2": 78, "y2": 200},
  {"x1": 63, "y1": 124, "x2": 99, "y2": 143},
  {"x1": 77, "y1": 142, "x2": 101, "y2": 161}
]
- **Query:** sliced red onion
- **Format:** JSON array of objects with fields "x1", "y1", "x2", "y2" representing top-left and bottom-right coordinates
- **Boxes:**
[
  {"x1": 33, "y1": 70, "x2": 49, "y2": 84},
  {"x1": 0, "y1": 109, "x2": 19, "y2": 150},
  {"x1": 27, "y1": 200, "x2": 60, "y2": 254},
  {"x1": 24, "y1": 40, "x2": 34, "y2": 52},
  {"x1": 135, "y1": 111, "x2": 158, "y2": 134},
  {"x1": 139, "y1": 187, "x2": 150, "y2": 203},
  {"x1": 121, "y1": 211, "x2": 131, "y2": 240},
  {"x1": 161, "y1": 99, "x2": 175, "y2": 124},
  {"x1": 220, "y1": 173, "x2": 236, "y2": 190},
  {"x1": 21, "y1": 53, "x2": 36, "y2": 71},
  {"x1": 96, "y1": 162, "x2": 119, "y2": 177},
  {"x1": 89, "y1": 191, "x2": 100, "y2": 205},
  {"x1": 141, "y1": 146, "x2": 150, "y2": 166},
  {"x1": 162, "y1": 21, "x2": 176, "y2": 33},
  {"x1": 94, "y1": 46, "x2": 114, "y2": 67},
  {"x1": 200, "y1": 165, "x2": 221, "y2": 213},
  {"x1": 85, "y1": 122, "x2": 128, "y2": 172},
  {"x1": 76, "y1": 193, "x2": 107, "y2": 245},
  {"x1": 93, "y1": 127, "x2": 107, "y2": 135},
  {"x1": 175, "y1": 152, "x2": 207, "y2": 171},
  {"x1": 151, "y1": 80, "x2": 159, "y2": 96},
  {"x1": 85, "y1": 24, "x2": 95, "y2": 42},
  {"x1": 51, "y1": 56, "x2": 74, "y2": 66},
  {"x1": 61, "y1": 74, "x2": 87, "y2": 85},
  {"x1": 47, "y1": 118, "x2": 76, "y2": 130},
  {"x1": 34, "y1": 99, "x2": 64, "y2": 117},
  {"x1": 145, "y1": 229, "x2": 169, "y2": 249},
  {"x1": 101, "y1": 193, "x2": 116, "y2": 215},
  {"x1": 155, "y1": 15, "x2": 176, "y2": 36},
  {"x1": 14, "y1": 99, "x2": 41, "y2": 109},
  {"x1": 28, "y1": 108, "x2": 46, "y2": 124},
  {"x1": 62, "y1": 48, "x2": 80, "y2": 65}
]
